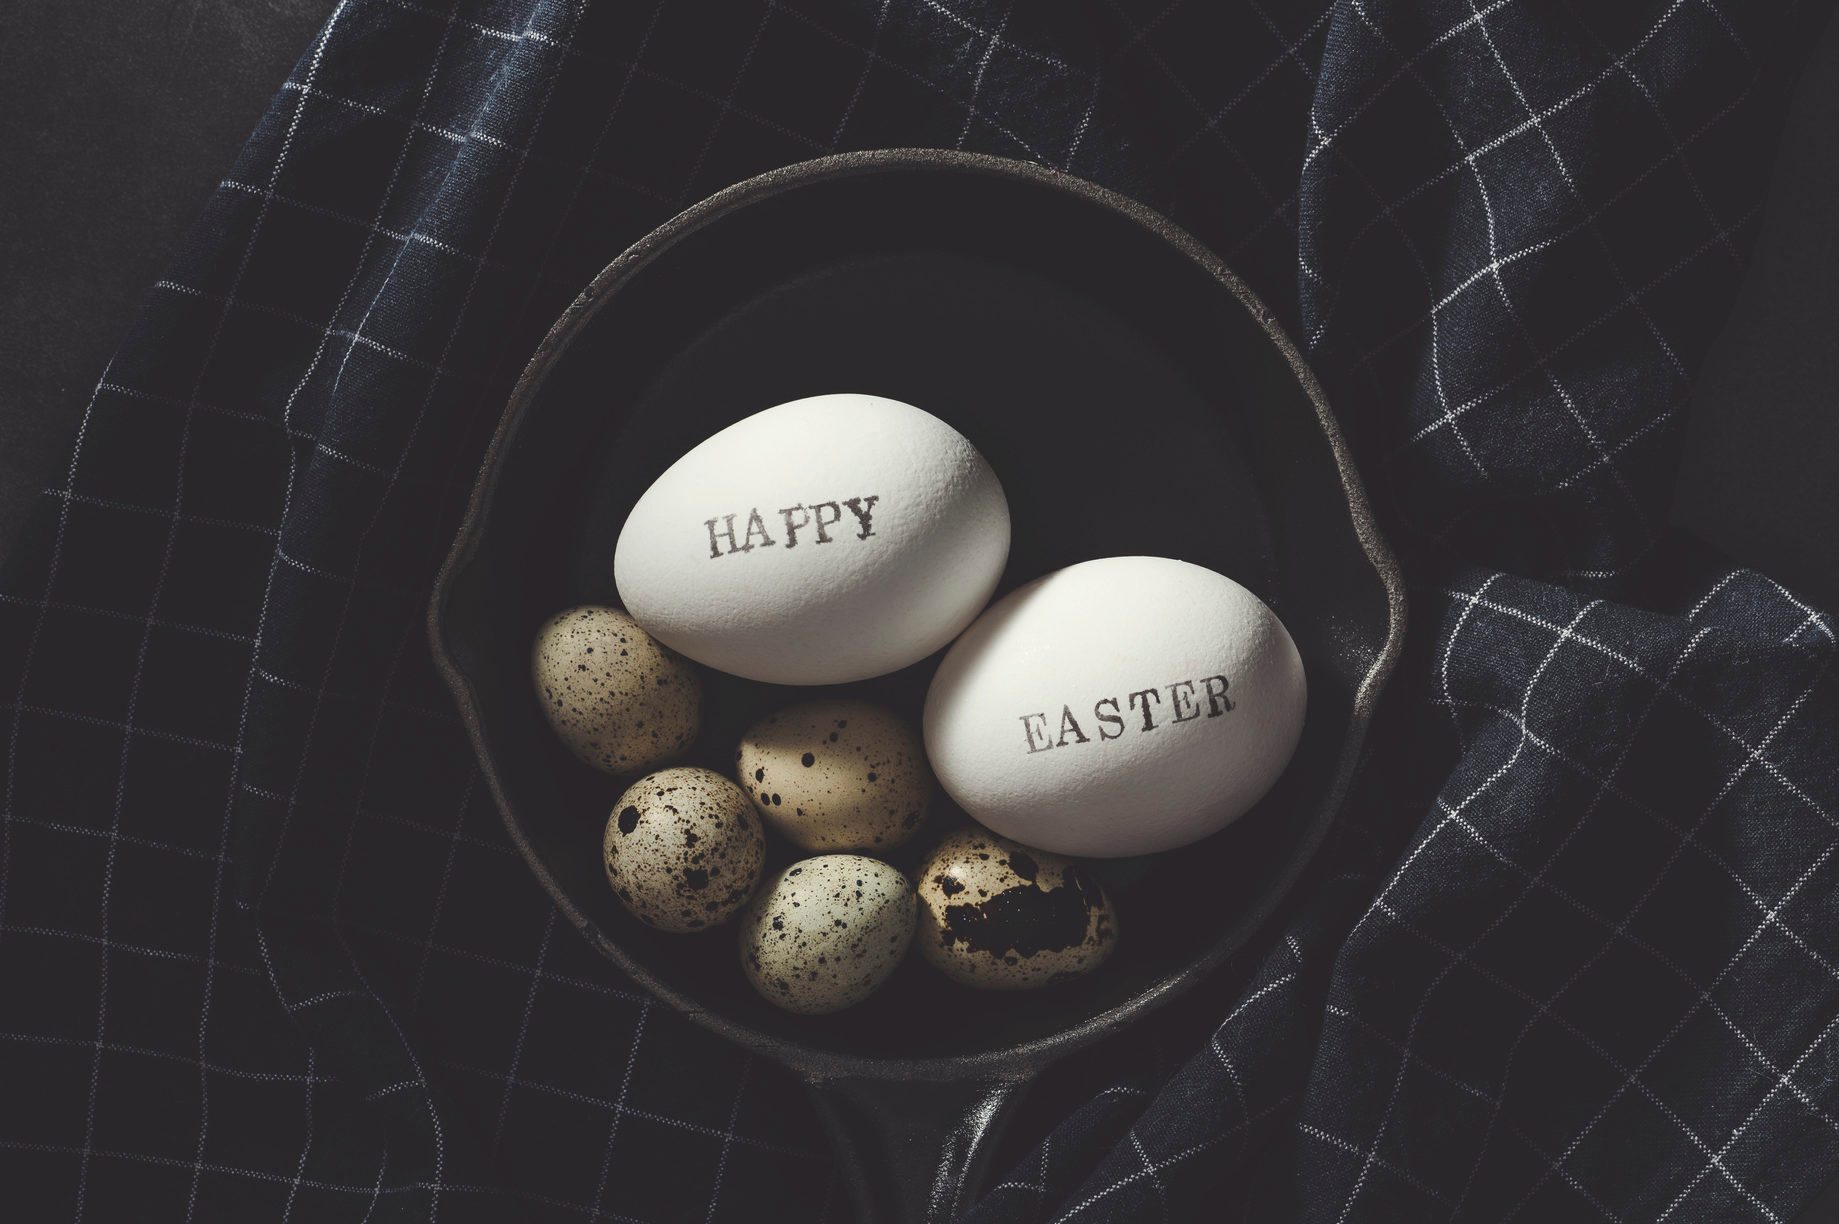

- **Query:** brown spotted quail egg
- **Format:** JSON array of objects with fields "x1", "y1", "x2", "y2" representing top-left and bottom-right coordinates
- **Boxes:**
[
  {"x1": 914, "y1": 828, "x2": 1117, "y2": 989},
  {"x1": 533, "y1": 606, "x2": 700, "y2": 775},
  {"x1": 604, "y1": 768, "x2": 764, "y2": 933},
  {"x1": 736, "y1": 699, "x2": 933, "y2": 853},
  {"x1": 738, "y1": 856, "x2": 916, "y2": 1014}
]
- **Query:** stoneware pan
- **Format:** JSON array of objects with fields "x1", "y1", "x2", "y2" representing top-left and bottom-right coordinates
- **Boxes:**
[{"x1": 429, "y1": 149, "x2": 1406, "y2": 1222}]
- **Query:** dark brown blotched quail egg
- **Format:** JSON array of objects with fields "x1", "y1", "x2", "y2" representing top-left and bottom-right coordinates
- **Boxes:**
[
  {"x1": 604, "y1": 767, "x2": 764, "y2": 933},
  {"x1": 735, "y1": 699, "x2": 933, "y2": 853},
  {"x1": 914, "y1": 828, "x2": 1117, "y2": 989},
  {"x1": 738, "y1": 855, "x2": 916, "y2": 1014},
  {"x1": 533, "y1": 606, "x2": 699, "y2": 775}
]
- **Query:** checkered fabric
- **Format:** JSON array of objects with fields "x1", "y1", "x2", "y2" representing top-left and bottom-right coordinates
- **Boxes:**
[{"x1": 3, "y1": 0, "x2": 1837, "y2": 1220}]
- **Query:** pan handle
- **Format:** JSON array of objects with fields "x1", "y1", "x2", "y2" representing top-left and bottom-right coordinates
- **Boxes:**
[{"x1": 804, "y1": 1074, "x2": 1029, "y2": 1223}]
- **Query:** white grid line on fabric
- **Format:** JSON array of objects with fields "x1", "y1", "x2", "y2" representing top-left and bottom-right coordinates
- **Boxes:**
[
  {"x1": 1323, "y1": 1003, "x2": 1497, "y2": 1108},
  {"x1": 1096, "y1": 0, "x2": 1299, "y2": 238},
  {"x1": 914, "y1": 0, "x2": 1078, "y2": 72},
  {"x1": 71, "y1": 64, "x2": 280, "y2": 1191},
  {"x1": 677, "y1": 2, "x2": 777, "y2": 201},
  {"x1": 0, "y1": 589, "x2": 257, "y2": 645},
  {"x1": 1215, "y1": 0, "x2": 1523, "y2": 267},
  {"x1": 591, "y1": 997, "x2": 652, "y2": 1219},
  {"x1": 4, "y1": 703, "x2": 238, "y2": 754},
  {"x1": 220, "y1": 163, "x2": 531, "y2": 267},
  {"x1": 1352, "y1": 74, "x2": 1754, "y2": 383},
  {"x1": 1396, "y1": 187, "x2": 1762, "y2": 465},
  {"x1": 306, "y1": 4, "x2": 674, "y2": 1047},
  {"x1": 371, "y1": 0, "x2": 837, "y2": 156},
  {"x1": 0, "y1": 1137, "x2": 657, "y2": 1224},
  {"x1": 46, "y1": 488, "x2": 280, "y2": 540},
  {"x1": 1656, "y1": 1004, "x2": 1839, "y2": 1220},
  {"x1": 1434, "y1": 802, "x2": 1839, "y2": 1136},
  {"x1": 280, "y1": 1046, "x2": 315, "y2": 1222},
  {"x1": 1583, "y1": 7, "x2": 1745, "y2": 271},
  {"x1": 1368, "y1": 895, "x2": 1760, "y2": 1218},
  {"x1": 0, "y1": 1028, "x2": 329, "y2": 1084},
  {"x1": 1128, "y1": 1127, "x2": 1173, "y2": 1217},
  {"x1": 1299, "y1": 0, "x2": 1520, "y2": 177},
  {"x1": 1468, "y1": 0, "x2": 1692, "y2": 382},
  {"x1": 253, "y1": 667, "x2": 459, "y2": 725},
  {"x1": 1439, "y1": 590, "x2": 1833, "y2": 821},
  {"x1": 702, "y1": 1051, "x2": 754, "y2": 1224},
  {"x1": 340, "y1": 913, "x2": 649, "y2": 1005},
  {"x1": 0, "y1": 359, "x2": 118, "y2": 948},
  {"x1": 827, "y1": 0, "x2": 893, "y2": 150},
  {"x1": 201, "y1": 1, "x2": 484, "y2": 1213},
  {"x1": 1308, "y1": 100, "x2": 1493, "y2": 472},
  {"x1": 955, "y1": 0, "x2": 1019, "y2": 150},
  {"x1": 1333, "y1": 599, "x2": 1605, "y2": 1222},
  {"x1": 1167, "y1": 3, "x2": 1336, "y2": 163},
  {"x1": 433, "y1": 1061, "x2": 827, "y2": 1160},
  {"x1": 153, "y1": 280, "x2": 459, "y2": 381},
  {"x1": 0, "y1": 924, "x2": 258, "y2": 978},
  {"x1": 1302, "y1": 1123, "x2": 1453, "y2": 1209},
  {"x1": 409, "y1": 771, "x2": 477, "y2": 1014},
  {"x1": 487, "y1": 906, "x2": 557, "y2": 1160},
  {"x1": 92, "y1": 378, "x2": 395, "y2": 481},
  {"x1": 1047, "y1": 1097, "x2": 1298, "y2": 1224},
  {"x1": 1365, "y1": 4, "x2": 1651, "y2": 527},
  {"x1": 1495, "y1": 656, "x2": 1836, "y2": 1221},
  {"x1": 270, "y1": 0, "x2": 592, "y2": 925},
  {"x1": 267, "y1": 85, "x2": 676, "y2": 210},
  {"x1": 772, "y1": 0, "x2": 1053, "y2": 162},
  {"x1": 4, "y1": 815, "x2": 230, "y2": 864},
  {"x1": 1061, "y1": 58, "x2": 1105, "y2": 171},
  {"x1": 1431, "y1": 686, "x2": 1839, "y2": 987},
  {"x1": 259, "y1": 0, "x2": 512, "y2": 912}
]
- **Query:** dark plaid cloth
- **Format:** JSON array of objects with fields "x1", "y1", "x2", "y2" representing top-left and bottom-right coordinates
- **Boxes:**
[{"x1": 4, "y1": 0, "x2": 1838, "y2": 1220}]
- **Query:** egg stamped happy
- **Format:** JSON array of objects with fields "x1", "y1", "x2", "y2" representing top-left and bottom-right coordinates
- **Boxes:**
[{"x1": 615, "y1": 393, "x2": 1010, "y2": 687}]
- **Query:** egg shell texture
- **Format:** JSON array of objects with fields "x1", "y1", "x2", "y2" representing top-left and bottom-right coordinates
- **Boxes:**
[
  {"x1": 922, "y1": 557, "x2": 1306, "y2": 857},
  {"x1": 914, "y1": 828, "x2": 1116, "y2": 989},
  {"x1": 737, "y1": 856, "x2": 916, "y2": 1014},
  {"x1": 736, "y1": 699, "x2": 933, "y2": 852},
  {"x1": 604, "y1": 767, "x2": 764, "y2": 933},
  {"x1": 532, "y1": 606, "x2": 700, "y2": 775},
  {"x1": 614, "y1": 394, "x2": 1010, "y2": 685}
]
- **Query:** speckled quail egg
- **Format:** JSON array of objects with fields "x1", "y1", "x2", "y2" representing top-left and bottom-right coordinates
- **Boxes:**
[
  {"x1": 604, "y1": 768, "x2": 764, "y2": 933},
  {"x1": 533, "y1": 606, "x2": 700, "y2": 775},
  {"x1": 914, "y1": 828, "x2": 1117, "y2": 989},
  {"x1": 736, "y1": 699, "x2": 933, "y2": 853},
  {"x1": 738, "y1": 856, "x2": 916, "y2": 1014}
]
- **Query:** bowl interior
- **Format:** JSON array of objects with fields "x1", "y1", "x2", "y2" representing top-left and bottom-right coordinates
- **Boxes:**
[{"x1": 435, "y1": 156, "x2": 1396, "y2": 1071}]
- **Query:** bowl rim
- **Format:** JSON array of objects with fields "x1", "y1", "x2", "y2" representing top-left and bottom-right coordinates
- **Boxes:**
[{"x1": 427, "y1": 148, "x2": 1408, "y2": 1083}]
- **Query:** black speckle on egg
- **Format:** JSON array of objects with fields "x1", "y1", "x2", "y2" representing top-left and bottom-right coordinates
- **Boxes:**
[{"x1": 618, "y1": 806, "x2": 640, "y2": 835}]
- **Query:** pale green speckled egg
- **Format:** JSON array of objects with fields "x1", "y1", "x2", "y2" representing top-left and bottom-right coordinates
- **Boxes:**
[
  {"x1": 737, "y1": 856, "x2": 915, "y2": 1013},
  {"x1": 532, "y1": 605, "x2": 700, "y2": 775}
]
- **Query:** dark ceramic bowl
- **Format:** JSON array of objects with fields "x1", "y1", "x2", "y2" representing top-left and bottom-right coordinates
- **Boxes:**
[{"x1": 429, "y1": 150, "x2": 1405, "y2": 1223}]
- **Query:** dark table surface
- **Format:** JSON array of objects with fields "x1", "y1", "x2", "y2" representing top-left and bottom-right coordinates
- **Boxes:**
[{"x1": 4, "y1": 3, "x2": 1839, "y2": 1220}]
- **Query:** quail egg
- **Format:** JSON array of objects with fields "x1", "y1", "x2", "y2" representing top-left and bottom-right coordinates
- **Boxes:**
[
  {"x1": 914, "y1": 828, "x2": 1117, "y2": 989},
  {"x1": 533, "y1": 605, "x2": 700, "y2": 775},
  {"x1": 736, "y1": 699, "x2": 933, "y2": 853},
  {"x1": 738, "y1": 856, "x2": 916, "y2": 1014},
  {"x1": 604, "y1": 768, "x2": 764, "y2": 933}
]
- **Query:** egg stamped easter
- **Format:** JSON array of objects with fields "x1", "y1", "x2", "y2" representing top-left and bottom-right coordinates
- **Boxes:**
[{"x1": 431, "y1": 150, "x2": 1404, "y2": 1224}]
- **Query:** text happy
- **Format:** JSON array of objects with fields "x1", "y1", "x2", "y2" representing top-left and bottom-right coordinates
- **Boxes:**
[
  {"x1": 705, "y1": 496, "x2": 880, "y2": 558},
  {"x1": 1020, "y1": 675, "x2": 1234, "y2": 754}
]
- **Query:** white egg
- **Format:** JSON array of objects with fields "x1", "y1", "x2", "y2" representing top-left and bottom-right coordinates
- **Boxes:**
[
  {"x1": 614, "y1": 394, "x2": 1010, "y2": 685},
  {"x1": 922, "y1": 557, "x2": 1306, "y2": 857}
]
